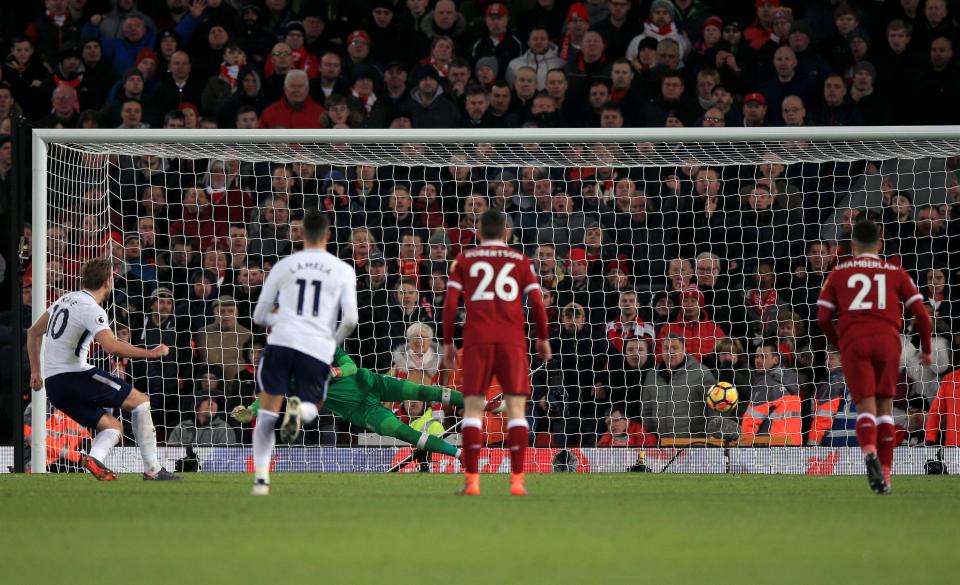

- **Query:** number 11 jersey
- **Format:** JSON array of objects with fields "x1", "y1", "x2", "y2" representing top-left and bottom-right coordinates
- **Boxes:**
[
  {"x1": 255, "y1": 249, "x2": 357, "y2": 364},
  {"x1": 447, "y1": 242, "x2": 540, "y2": 347},
  {"x1": 817, "y1": 253, "x2": 923, "y2": 345}
]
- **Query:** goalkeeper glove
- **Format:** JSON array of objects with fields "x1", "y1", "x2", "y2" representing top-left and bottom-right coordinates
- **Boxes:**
[{"x1": 231, "y1": 405, "x2": 254, "y2": 424}]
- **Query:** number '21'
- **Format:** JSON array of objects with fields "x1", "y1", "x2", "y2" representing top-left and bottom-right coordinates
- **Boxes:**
[
  {"x1": 847, "y1": 273, "x2": 887, "y2": 310},
  {"x1": 295, "y1": 279, "x2": 323, "y2": 316}
]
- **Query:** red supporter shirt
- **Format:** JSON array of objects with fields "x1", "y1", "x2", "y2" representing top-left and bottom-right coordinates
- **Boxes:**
[
  {"x1": 443, "y1": 242, "x2": 547, "y2": 347},
  {"x1": 817, "y1": 254, "x2": 923, "y2": 345}
]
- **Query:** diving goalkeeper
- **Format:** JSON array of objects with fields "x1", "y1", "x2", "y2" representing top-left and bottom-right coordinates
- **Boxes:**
[{"x1": 232, "y1": 348, "x2": 501, "y2": 458}]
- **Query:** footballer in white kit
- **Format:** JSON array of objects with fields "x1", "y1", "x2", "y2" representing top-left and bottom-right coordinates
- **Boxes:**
[
  {"x1": 249, "y1": 211, "x2": 358, "y2": 494},
  {"x1": 27, "y1": 258, "x2": 179, "y2": 480}
]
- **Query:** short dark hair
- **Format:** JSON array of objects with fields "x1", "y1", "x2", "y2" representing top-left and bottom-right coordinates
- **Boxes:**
[
  {"x1": 302, "y1": 210, "x2": 330, "y2": 243},
  {"x1": 479, "y1": 208, "x2": 507, "y2": 240},
  {"x1": 852, "y1": 219, "x2": 880, "y2": 246},
  {"x1": 81, "y1": 257, "x2": 113, "y2": 290}
]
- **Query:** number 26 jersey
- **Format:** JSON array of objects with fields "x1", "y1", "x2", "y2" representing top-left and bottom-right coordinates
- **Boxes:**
[
  {"x1": 447, "y1": 242, "x2": 540, "y2": 347},
  {"x1": 817, "y1": 253, "x2": 923, "y2": 344}
]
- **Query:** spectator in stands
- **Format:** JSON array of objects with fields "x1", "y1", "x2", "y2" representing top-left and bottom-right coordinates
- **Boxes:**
[
  {"x1": 788, "y1": 240, "x2": 836, "y2": 321},
  {"x1": 132, "y1": 286, "x2": 188, "y2": 429},
  {"x1": 922, "y1": 267, "x2": 955, "y2": 337},
  {"x1": 553, "y1": 300, "x2": 609, "y2": 389},
  {"x1": 597, "y1": 406, "x2": 654, "y2": 447},
  {"x1": 641, "y1": 333, "x2": 719, "y2": 438},
  {"x1": 914, "y1": 0, "x2": 958, "y2": 52},
  {"x1": 387, "y1": 277, "x2": 434, "y2": 348},
  {"x1": 606, "y1": 289, "x2": 656, "y2": 353},
  {"x1": 848, "y1": 61, "x2": 892, "y2": 125},
  {"x1": 807, "y1": 348, "x2": 857, "y2": 446},
  {"x1": 744, "y1": 0, "x2": 777, "y2": 50},
  {"x1": 758, "y1": 47, "x2": 819, "y2": 126},
  {"x1": 168, "y1": 396, "x2": 238, "y2": 447},
  {"x1": 389, "y1": 321, "x2": 440, "y2": 385},
  {"x1": 591, "y1": 0, "x2": 640, "y2": 63},
  {"x1": 745, "y1": 258, "x2": 786, "y2": 339},
  {"x1": 249, "y1": 194, "x2": 291, "y2": 257},
  {"x1": 905, "y1": 205, "x2": 949, "y2": 274},
  {"x1": 607, "y1": 336, "x2": 652, "y2": 419},
  {"x1": 3, "y1": 37, "x2": 53, "y2": 121},
  {"x1": 400, "y1": 68, "x2": 459, "y2": 128},
  {"x1": 420, "y1": 0, "x2": 471, "y2": 54},
  {"x1": 776, "y1": 308, "x2": 815, "y2": 383},
  {"x1": 626, "y1": 0, "x2": 691, "y2": 61},
  {"x1": 260, "y1": 69, "x2": 326, "y2": 129},
  {"x1": 639, "y1": 71, "x2": 696, "y2": 127},
  {"x1": 86, "y1": 9, "x2": 201, "y2": 77},
  {"x1": 914, "y1": 36, "x2": 960, "y2": 124},
  {"x1": 873, "y1": 19, "x2": 923, "y2": 118},
  {"x1": 25, "y1": 0, "x2": 82, "y2": 66},
  {"x1": 195, "y1": 296, "x2": 251, "y2": 382},
  {"x1": 657, "y1": 284, "x2": 727, "y2": 363},
  {"x1": 556, "y1": 248, "x2": 604, "y2": 322},
  {"x1": 740, "y1": 92, "x2": 769, "y2": 127},
  {"x1": 507, "y1": 26, "x2": 565, "y2": 90},
  {"x1": 741, "y1": 340, "x2": 802, "y2": 445},
  {"x1": 812, "y1": 74, "x2": 864, "y2": 126},
  {"x1": 38, "y1": 85, "x2": 80, "y2": 129},
  {"x1": 471, "y1": 3, "x2": 523, "y2": 77}
]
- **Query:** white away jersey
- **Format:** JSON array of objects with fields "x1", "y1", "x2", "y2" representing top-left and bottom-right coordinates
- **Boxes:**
[
  {"x1": 43, "y1": 290, "x2": 112, "y2": 378},
  {"x1": 253, "y1": 249, "x2": 358, "y2": 363}
]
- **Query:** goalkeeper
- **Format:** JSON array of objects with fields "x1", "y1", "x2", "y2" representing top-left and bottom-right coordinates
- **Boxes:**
[{"x1": 232, "y1": 348, "x2": 500, "y2": 458}]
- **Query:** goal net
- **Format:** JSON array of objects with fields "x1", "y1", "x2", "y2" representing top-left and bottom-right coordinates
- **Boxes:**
[{"x1": 26, "y1": 127, "x2": 960, "y2": 474}]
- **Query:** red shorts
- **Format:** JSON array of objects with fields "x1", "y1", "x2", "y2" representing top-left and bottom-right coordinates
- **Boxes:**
[
  {"x1": 460, "y1": 343, "x2": 530, "y2": 397},
  {"x1": 840, "y1": 334, "x2": 901, "y2": 403}
]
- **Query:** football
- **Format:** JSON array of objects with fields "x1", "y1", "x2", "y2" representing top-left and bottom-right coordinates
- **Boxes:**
[{"x1": 706, "y1": 382, "x2": 739, "y2": 413}]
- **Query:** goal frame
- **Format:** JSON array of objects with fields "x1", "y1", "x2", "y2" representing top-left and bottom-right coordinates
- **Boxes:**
[{"x1": 29, "y1": 125, "x2": 960, "y2": 473}]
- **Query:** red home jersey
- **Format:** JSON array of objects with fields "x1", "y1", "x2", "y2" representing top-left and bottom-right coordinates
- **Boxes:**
[
  {"x1": 445, "y1": 242, "x2": 541, "y2": 347},
  {"x1": 817, "y1": 254, "x2": 923, "y2": 343}
]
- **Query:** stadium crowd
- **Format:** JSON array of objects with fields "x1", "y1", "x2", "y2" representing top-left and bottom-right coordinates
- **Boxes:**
[{"x1": 4, "y1": 0, "x2": 960, "y2": 453}]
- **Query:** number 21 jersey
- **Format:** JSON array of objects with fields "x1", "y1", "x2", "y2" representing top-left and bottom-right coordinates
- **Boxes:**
[
  {"x1": 448, "y1": 242, "x2": 540, "y2": 347},
  {"x1": 817, "y1": 253, "x2": 923, "y2": 344}
]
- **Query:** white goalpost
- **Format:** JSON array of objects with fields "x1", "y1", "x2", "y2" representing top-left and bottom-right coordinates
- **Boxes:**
[{"x1": 26, "y1": 126, "x2": 960, "y2": 475}]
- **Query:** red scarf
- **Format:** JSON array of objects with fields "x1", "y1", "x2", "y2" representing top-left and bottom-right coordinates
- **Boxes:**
[{"x1": 747, "y1": 289, "x2": 778, "y2": 312}]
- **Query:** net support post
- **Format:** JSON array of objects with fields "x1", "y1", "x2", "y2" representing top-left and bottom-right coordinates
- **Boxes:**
[{"x1": 30, "y1": 133, "x2": 48, "y2": 474}]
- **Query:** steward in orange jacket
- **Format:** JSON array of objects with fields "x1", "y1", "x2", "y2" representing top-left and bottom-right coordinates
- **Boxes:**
[
  {"x1": 741, "y1": 343, "x2": 802, "y2": 445},
  {"x1": 926, "y1": 368, "x2": 960, "y2": 446}
]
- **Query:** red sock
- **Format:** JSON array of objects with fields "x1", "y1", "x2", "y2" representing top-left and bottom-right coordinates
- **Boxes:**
[
  {"x1": 507, "y1": 420, "x2": 529, "y2": 475},
  {"x1": 461, "y1": 418, "x2": 483, "y2": 475},
  {"x1": 877, "y1": 416, "x2": 896, "y2": 477},
  {"x1": 856, "y1": 413, "x2": 878, "y2": 455}
]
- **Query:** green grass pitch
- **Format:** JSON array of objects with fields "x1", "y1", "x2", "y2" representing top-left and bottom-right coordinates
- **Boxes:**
[{"x1": 2, "y1": 473, "x2": 959, "y2": 585}]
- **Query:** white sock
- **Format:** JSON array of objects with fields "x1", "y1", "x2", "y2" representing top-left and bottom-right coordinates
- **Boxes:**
[
  {"x1": 253, "y1": 409, "x2": 279, "y2": 483},
  {"x1": 89, "y1": 428, "x2": 121, "y2": 461},
  {"x1": 131, "y1": 402, "x2": 161, "y2": 475},
  {"x1": 299, "y1": 401, "x2": 319, "y2": 424}
]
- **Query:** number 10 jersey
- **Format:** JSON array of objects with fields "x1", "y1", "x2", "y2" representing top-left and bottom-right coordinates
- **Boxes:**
[
  {"x1": 447, "y1": 242, "x2": 540, "y2": 348},
  {"x1": 43, "y1": 290, "x2": 112, "y2": 378}
]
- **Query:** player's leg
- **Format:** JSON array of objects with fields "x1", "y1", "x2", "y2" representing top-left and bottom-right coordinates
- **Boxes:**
[
  {"x1": 367, "y1": 408, "x2": 460, "y2": 458},
  {"x1": 874, "y1": 337, "x2": 901, "y2": 490},
  {"x1": 252, "y1": 346, "x2": 288, "y2": 494},
  {"x1": 120, "y1": 388, "x2": 179, "y2": 480},
  {"x1": 847, "y1": 346, "x2": 885, "y2": 494},
  {"x1": 497, "y1": 344, "x2": 532, "y2": 496},
  {"x1": 459, "y1": 345, "x2": 495, "y2": 496},
  {"x1": 82, "y1": 413, "x2": 123, "y2": 481},
  {"x1": 46, "y1": 372, "x2": 123, "y2": 480},
  {"x1": 375, "y1": 374, "x2": 502, "y2": 412},
  {"x1": 286, "y1": 352, "x2": 331, "y2": 441}
]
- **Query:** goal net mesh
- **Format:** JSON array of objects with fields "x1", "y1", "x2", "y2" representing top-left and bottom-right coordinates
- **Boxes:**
[{"x1": 36, "y1": 136, "x2": 960, "y2": 471}]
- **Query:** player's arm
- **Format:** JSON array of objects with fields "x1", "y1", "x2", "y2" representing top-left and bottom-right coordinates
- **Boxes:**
[
  {"x1": 26, "y1": 311, "x2": 50, "y2": 390},
  {"x1": 95, "y1": 329, "x2": 169, "y2": 360},
  {"x1": 252, "y1": 266, "x2": 282, "y2": 327},
  {"x1": 524, "y1": 262, "x2": 552, "y2": 362},
  {"x1": 901, "y1": 275, "x2": 933, "y2": 364},
  {"x1": 333, "y1": 349, "x2": 358, "y2": 378},
  {"x1": 334, "y1": 273, "x2": 358, "y2": 345},
  {"x1": 440, "y1": 260, "x2": 463, "y2": 372},
  {"x1": 816, "y1": 275, "x2": 840, "y2": 347}
]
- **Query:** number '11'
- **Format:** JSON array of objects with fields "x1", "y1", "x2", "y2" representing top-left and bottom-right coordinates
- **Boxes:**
[{"x1": 296, "y1": 279, "x2": 323, "y2": 316}]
